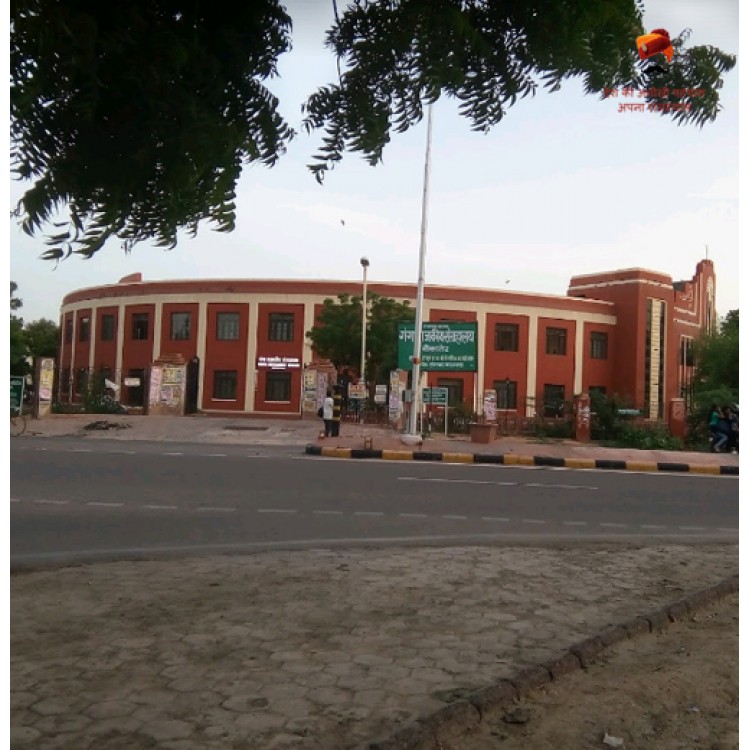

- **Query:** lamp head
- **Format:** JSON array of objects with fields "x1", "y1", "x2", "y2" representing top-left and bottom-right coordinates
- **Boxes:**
[{"x1": 360, "y1": 257, "x2": 370, "y2": 268}]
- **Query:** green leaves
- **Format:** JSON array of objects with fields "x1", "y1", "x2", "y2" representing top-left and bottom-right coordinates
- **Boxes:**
[
  {"x1": 11, "y1": 0, "x2": 294, "y2": 259},
  {"x1": 10, "y1": 1, "x2": 737, "y2": 257},
  {"x1": 306, "y1": 292, "x2": 414, "y2": 382},
  {"x1": 303, "y1": 0, "x2": 736, "y2": 179}
]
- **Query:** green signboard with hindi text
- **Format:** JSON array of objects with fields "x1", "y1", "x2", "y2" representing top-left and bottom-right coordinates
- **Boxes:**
[{"x1": 397, "y1": 322, "x2": 478, "y2": 372}]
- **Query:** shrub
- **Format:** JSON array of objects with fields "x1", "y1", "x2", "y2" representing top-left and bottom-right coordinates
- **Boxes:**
[{"x1": 615, "y1": 425, "x2": 682, "y2": 451}]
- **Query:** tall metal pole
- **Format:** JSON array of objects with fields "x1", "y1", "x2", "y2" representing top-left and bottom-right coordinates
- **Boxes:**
[
  {"x1": 407, "y1": 102, "x2": 434, "y2": 438},
  {"x1": 360, "y1": 257, "x2": 369, "y2": 384}
]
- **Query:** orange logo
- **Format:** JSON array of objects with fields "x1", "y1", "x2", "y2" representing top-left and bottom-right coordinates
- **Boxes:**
[{"x1": 636, "y1": 28, "x2": 674, "y2": 62}]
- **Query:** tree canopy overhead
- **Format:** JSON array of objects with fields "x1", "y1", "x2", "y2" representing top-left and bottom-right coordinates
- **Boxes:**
[{"x1": 11, "y1": 0, "x2": 736, "y2": 259}]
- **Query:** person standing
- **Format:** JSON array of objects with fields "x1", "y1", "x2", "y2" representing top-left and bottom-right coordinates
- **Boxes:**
[
  {"x1": 322, "y1": 390, "x2": 334, "y2": 437},
  {"x1": 708, "y1": 404, "x2": 726, "y2": 452}
]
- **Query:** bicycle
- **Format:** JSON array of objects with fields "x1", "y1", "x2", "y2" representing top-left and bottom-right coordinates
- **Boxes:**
[{"x1": 11, "y1": 408, "x2": 27, "y2": 437}]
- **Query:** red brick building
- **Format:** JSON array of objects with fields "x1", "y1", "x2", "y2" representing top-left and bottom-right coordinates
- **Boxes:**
[{"x1": 57, "y1": 259, "x2": 715, "y2": 419}]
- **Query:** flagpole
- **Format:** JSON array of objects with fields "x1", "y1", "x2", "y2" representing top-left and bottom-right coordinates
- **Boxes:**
[{"x1": 406, "y1": 102, "x2": 433, "y2": 441}]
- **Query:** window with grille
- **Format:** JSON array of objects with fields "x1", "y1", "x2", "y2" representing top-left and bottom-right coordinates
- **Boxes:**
[
  {"x1": 590, "y1": 331, "x2": 608, "y2": 359},
  {"x1": 65, "y1": 319, "x2": 73, "y2": 344},
  {"x1": 79, "y1": 317, "x2": 90, "y2": 343},
  {"x1": 265, "y1": 371, "x2": 292, "y2": 402},
  {"x1": 494, "y1": 323, "x2": 519, "y2": 352},
  {"x1": 170, "y1": 312, "x2": 191, "y2": 341},
  {"x1": 216, "y1": 312, "x2": 240, "y2": 340},
  {"x1": 679, "y1": 337, "x2": 695, "y2": 367},
  {"x1": 269, "y1": 313, "x2": 294, "y2": 342},
  {"x1": 132, "y1": 313, "x2": 149, "y2": 340},
  {"x1": 542, "y1": 384, "x2": 565, "y2": 417},
  {"x1": 100, "y1": 314, "x2": 115, "y2": 341},
  {"x1": 493, "y1": 380, "x2": 518, "y2": 409},
  {"x1": 213, "y1": 370, "x2": 238, "y2": 400},
  {"x1": 546, "y1": 327, "x2": 567, "y2": 355}
]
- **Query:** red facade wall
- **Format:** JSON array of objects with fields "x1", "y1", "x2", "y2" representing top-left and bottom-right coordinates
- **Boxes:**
[
  {"x1": 254, "y1": 303, "x2": 305, "y2": 413},
  {"x1": 94, "y1": 306, "x2": 119, "y2": 372},
  {"x1": 483, "y1": 313, "x2": 530, "y2": 411},
  {"x1": 535, "y1": 317, "x2": 576, "y2": 406},
  {"x1": 581, "y1": 322, "x2": 616, "y2": 395},
  {"x1": 121, "y1": 304, "x2": 156, "y2": 407},
  {"x1": 159, "y1": 303, "x2": 199, "y2": 361},
  {"x1": 202, "y1": 303, "x2": 249, "y2": 412}
]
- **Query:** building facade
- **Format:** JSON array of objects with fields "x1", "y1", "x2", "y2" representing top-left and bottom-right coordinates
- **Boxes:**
[{"x1": 56, "y1": 260, "x2": 715, "y2": 419}]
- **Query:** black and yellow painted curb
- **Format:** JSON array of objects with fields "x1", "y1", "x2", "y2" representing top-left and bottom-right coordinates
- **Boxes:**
[{"x1": 304, "y1": 445, "x2": 739, "y2": 475}]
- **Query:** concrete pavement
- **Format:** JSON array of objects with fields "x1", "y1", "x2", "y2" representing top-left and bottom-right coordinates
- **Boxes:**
[
  {"x1": 10, "y1": 413, "x2": 740, "y2": 750},
  {"x1": 17, "y1": 412, "x2": 741, "y2": 473}
]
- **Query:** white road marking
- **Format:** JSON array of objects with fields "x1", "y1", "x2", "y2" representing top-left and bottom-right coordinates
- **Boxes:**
[
  {"x1": 442, "y1": 514, "x2": 468, "y2": 520},
  {"x1": 143, "y1": 504, "x2": 179, "y2": 510},
  {"x1": 313, "y1": 510, "x2": 344, "y2": 515},
  {"x1": 108, "y1": 450, "x2": 136, "y2": 455},
  {"x1": 521, "y1": 518, "x2": 546, "y2": 525},
  {"x1": 399, "y1": 513, "x2": 428, "y2": 518},
  {"x1": 195, "y1": 506, "x2": 237, "y2": 513},
  {"x1": 640, "y1": 524, "x2": 667, "y2": 530},
  {"x1": 33, "y1": 499, "x2": 68, "y2": 505},
  {"x1": 522, "y1": 482, "x2": 598, "y2": 490},
  {"x1": 10, "y1": 498, "x2": 21, "y2": 503},
  {"x1": 200, "y1": 453, "x2": 228, "y2": 457},
  {"x1": 399, "y1": 477, "x2": 516, "y2": 486},
  {"x1": 678, "y1": 526, "x2": 706, "y2": 531},
  {"x1": 69, "y1": 449, "x2": 93, "y2": 453},
  {"x1": 481, "y1": 516, "x2": 510, "y2": 522},
  {"x1": 599, "y1": 522, "x2": 628, "y2": 528},
  {"x1": 86, "y1": 502, "x2": 124, "y2": 508},
  {"x1": 257, "y1": 508, "x2": 297, "y2": 514},
  {"x1": 163, "y1": 452, "x2": 184, "y2": 456},
  {"x1": 716, "y1": 527, "x2": 739, "y2": 533},
  {"x1": 353, "y1": 511, "x2": 385, "y2": 517},
  {"x1": 562, "y1": 521, "x2": 588, "y2": 526}
]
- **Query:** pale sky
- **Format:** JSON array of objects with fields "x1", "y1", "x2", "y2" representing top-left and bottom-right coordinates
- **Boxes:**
[{"x1": 7, "y1": 0, "x2": 740, "y2": 324}]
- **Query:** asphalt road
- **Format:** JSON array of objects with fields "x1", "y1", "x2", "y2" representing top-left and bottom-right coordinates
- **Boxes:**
[{"x1": 10, "y1": 437, "x2": 738, "y2": 567}]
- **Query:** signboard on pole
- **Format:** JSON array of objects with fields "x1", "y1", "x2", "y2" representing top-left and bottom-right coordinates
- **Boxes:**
[
  {"x1": 397, "y1": 322, "x2": 478, "y2": 371},
  {"x1": 11, "y1": 376, "x2": 25, "y2": 414},
  {"x1": 348, "y1": 382, "x2": 367, "y2": 400},
  {"x1": 374, "y1": 384, "x2": 387, "y2": 404},
  {"x1": 422, "y1": 387, "x2": 448, "y2": 406}
]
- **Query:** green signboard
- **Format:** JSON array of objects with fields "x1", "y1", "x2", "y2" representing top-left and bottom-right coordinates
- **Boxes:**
[
  {"x1": 10, "y1": 376, "x2": 25, "y2": 414},
  {"x1": 422, "y1": 387, "x2": 448, "y2": 406},
  {"x1": 398, "y1": 322, "x2": 478, "y2": 372}
]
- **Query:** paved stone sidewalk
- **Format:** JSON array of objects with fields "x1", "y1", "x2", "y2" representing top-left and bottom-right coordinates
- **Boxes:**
[
  {"x1": 19, "y1": 413, "x2": 740, "y2": 470},
  {"x1": 11, "y1": 543, "x2": 738, "y2": 750}
]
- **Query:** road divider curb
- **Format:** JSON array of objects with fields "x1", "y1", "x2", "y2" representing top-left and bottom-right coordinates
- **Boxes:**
[
  {"x1": 304, "y1": 445, "x2": 738, "y2": 475},
  {"x1": 357, "y1": 574, "x2": 739, "y2": 750}
]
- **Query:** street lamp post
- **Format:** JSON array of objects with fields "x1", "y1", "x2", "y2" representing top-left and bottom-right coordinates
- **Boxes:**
[{"x1": 360, "y1": 255, "x2": 369, "y2": 390}]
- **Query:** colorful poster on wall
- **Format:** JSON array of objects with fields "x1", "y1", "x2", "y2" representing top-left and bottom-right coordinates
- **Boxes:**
[
  {"x1": 303, "y1": 370, "x2": 318, "y2": 413},
  {"x1": 483, "y1": 390, "x2": 497, "y2": 422},
  {"x1": 388, "y1": 370, "x2": 402, "y2": 420},
  {"x1": 148, "y1": 367, "x2": 162, "y2": 405},
  {"x1": 162, "y1": 366, "x2": 184, "y2": 385},
  {"x1": 38, "y1": 358, "x2": 54, "y2": 402}
]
